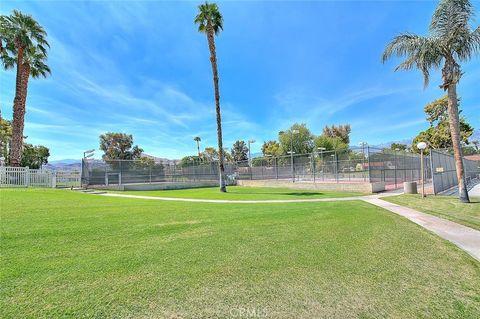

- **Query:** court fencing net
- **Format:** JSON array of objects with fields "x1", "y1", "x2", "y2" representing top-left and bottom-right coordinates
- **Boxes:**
[{"x1": 80, "y1": 146, "x2": 480, "y2": 194}]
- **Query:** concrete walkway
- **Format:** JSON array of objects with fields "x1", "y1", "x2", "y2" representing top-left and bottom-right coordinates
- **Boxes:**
[
  {"x1": 363, "y1": 197, "x2": 480, "y2": 261},
  {"x1": 98, "y1": 191, "x2": 480, "y2": 261},
  {"x1": 99, "y1": 192, "x2": 397, "y2": 204}
]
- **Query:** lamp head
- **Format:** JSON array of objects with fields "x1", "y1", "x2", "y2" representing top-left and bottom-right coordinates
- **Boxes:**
[{"x1": 417, "y1": 142, "x2": 427, "y2": 150}]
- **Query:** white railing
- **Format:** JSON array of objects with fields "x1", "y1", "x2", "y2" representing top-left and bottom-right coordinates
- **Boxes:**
[{"x1": 0, "y1": 167, "x2": 81, "y2": 188}]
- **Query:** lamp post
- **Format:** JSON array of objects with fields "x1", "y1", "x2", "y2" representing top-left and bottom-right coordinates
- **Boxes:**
[
  {"x1": 317, "y1": 147, "x2": 326, "y2": 182},
  {"x1": 417, "y1": 142, "x2": 427, "y2": 198},
  {"x1": 331, "y1": 154, "x2": 337, "y2": 182},
  {"x1": 248, "y1": 139, "x2": 255, "y2": 167},
  {"x1": 394, "y1": 148, "x2": 400, "y2": 188},
  {"x1": 290, "y1": 129, "x2": 299, "y2": 182}
]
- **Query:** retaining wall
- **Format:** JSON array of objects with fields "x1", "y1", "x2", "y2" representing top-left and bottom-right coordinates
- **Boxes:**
[{"x1": 236, "y1": 179, "x2": 385, "y2": 193}]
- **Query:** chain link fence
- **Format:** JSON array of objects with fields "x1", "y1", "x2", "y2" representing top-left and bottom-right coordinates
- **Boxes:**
[
  {"x1": 235, "y1": 147, "x2": 430, "y2": 190},
  {"x1": 81, "y1": 159, "x2": 237, "y2": 187},
  {"x1": 81, "y1": 148, "x2": 480, "y2": 193},
  {"x1": 430, "y1": 149, "x2": 480, "y2": 194}
]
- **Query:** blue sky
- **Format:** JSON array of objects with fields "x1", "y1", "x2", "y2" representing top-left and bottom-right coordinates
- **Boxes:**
[{"x1": 1, "y1": 0, "x2": 479, "y2": 160}]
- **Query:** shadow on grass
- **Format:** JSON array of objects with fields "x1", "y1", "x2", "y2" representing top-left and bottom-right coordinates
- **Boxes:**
[{"x1": 228, "y1": 191, "x2": 325, "y2": 196}]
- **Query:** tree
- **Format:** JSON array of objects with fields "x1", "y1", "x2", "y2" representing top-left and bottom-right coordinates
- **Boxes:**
[
  {"x1": 411, "y1": 96, "x2": 473, "y2": 152},
  {"x1": 314, "y1": 135, "x2": 348, "y2": 152},
  {"x1": 195, "y1": 2, "x2": 226, "y2": 192},
  {"x1": 1, "y1": 10, "x2": 50, "y2": 167},
  {"x1": 322, "y1": 124, "x2": 351, "y2": 144},
  {"x1": 231, "y1": 140, "x2": 248, "y2": 162},
  {"x1": 201, "y1": 147, "x2": 218, "y2": 162},
  {"x1": 193, "y1": 136, "x2": 201, "y2": 157},
  {"x1": 390, "y1": 143, "x2": 408, "y2": 151},
  {"x1": 0, "y1": 112, "x2": 12, "y2": 163},
  {"x1": 99, "y1": 132, "x2": 143, "y2": 161},
  {"x1": 261, "y1": 140, "x2": 281, "y2": 156},
  {"x1": 20, "y1": 143, "x2": 49, "y2": 169},
  {"x1": 382, "y1": 0, "x2": 479, "y2": 202},
  {"x1": 278, "y1": 123, "x2": 314, "y2": 155},
  {"x1": 179, "y1": 155, "x2": 202, "y2": 168}
]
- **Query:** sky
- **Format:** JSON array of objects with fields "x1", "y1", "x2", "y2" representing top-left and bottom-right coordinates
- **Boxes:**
[{"x1": 1, "y1": 0, "x2": 479, "y2": 161}]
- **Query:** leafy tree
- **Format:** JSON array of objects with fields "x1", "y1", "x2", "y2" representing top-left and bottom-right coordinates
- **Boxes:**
[
  {"x1": 201, "y1": 147, "x2": 218, "y2": 162},
  {"x1": 314, "y1": 135, "x2": 348, "y2": 152},
  {"x1": 261, "y1": 140, "x2": 281, "y2": 156},
  {"x1": 231, "y1": 140, "x2": 248, "y2": 162},
  {"x1": 0, "y1": 112, "x2": 12, "y2": 162},
  {"x1": 278, "y1": 123, "x2": 314, "y2": 155},
  {"x1": 193, "y1": 136, "x2": 201, "y2": 157},
  {"x1": 390, "y1": 143, "x2": 408, "y2": 151},
  {"x1": 99, "y1": 132, "x2": 143, "y2": 161},
  {"x1": 195, "y1": 2, "x2": 226, "y2": 192},
  {"x1": 223, "y1": 148, "x2": 233, "y2": 162},
  {"x1": 463, "y1": 146, "x2": 479, "y2": 156},
  {"x1": 20, "y1": 143, "x2": 49, "y2": 169},
  {"x1": 322, "y1": 124, "x2": 351, "y2": 144},
  {"x1": 1, "y1": 10, "x2": 50, "y2": 166},
  {"x1": 411, "y1": 96, "x2": 473, "y2": 152},
  {"x1": 179, "y1": 155, "x2": 202, "y2": 168},
  {"x1": 382, "y1": 0, "x2": 480, "y2": 202}
]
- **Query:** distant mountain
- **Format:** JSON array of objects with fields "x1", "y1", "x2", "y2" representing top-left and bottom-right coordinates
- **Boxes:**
[
  {"x1": 49, "y1": 159, "x2": 81, "y2": 165},
  {"x1": 371, "y1": 139, "x2": 413, "y2": 150},
  {"x1": 471, "y1": 129, "x2": 480, "y2": 142}
]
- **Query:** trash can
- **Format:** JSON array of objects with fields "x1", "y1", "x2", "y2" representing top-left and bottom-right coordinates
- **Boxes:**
[{"x1": 404, "y1": 182, "x2": 418, "y2": 194}]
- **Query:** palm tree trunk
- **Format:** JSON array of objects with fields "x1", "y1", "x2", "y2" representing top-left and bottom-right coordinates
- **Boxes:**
[
  {"x1": 10, "y1": 47, "x2": 25, "y2": 167},
  {"x1": 196, "y1": 141, "x2": 200, "y2": 157},
  {"x1": 446, "y1": 83, "x2": 470, "y2": 203},
  {"x1": 206, "y1": 22, "x2": 226, "y2": 192}
]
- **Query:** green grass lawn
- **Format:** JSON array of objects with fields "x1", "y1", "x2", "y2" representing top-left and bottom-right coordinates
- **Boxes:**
[
  {"x1": 385, "y1": 194, "x2": 480, "y2": 231},
  {"x1": 1, "y1": 189, "x2": 480, "y2": 318},
  {"x1": 119, "y1": 185, "x2": 364, "y2": 200}
]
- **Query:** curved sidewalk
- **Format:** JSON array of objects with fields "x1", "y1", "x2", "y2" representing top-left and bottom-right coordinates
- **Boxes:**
[
  {"x1": 98, "y1": 192, "x2": 480, "y2": 261},
  {"x1": 99, "y1": 192, "x2": 366, "y2": 204}
]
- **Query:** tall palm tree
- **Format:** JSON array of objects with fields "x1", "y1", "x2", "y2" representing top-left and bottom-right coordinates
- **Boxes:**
[
  {"x1": 194, "y1": 136, "x2": 202, "y2": 157},
  {"x1": 382, "y1": 0, "x2": 479, "y2": 203},
  {"x1": 195, "y1": 2, "x2": 226, "y2": 192},
  {"x1": 0, "y1": 10, "x2": 49, "y2": 167}
]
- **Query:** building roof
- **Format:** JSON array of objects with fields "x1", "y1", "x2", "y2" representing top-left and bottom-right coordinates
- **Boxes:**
[{"x1": 465, "y1": 154, "x2": 480, "y2": 161}]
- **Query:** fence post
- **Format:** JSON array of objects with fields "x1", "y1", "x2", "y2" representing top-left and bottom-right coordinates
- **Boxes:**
[
  {"x1": 275, "y1": 157, "x2": 278, "y2": 180},
  {"x1": 52, "y1": 171, "x2": 57, "y2": 188},
  {"x1": 335, "y1": 152, "x2": 339, "y2": 183},
  {"x1": 429, "y1": 150, "x2": 436, "y2": 195},
  {"x1": 367, "y1": 147, "x2": 371, "y2": 183},
  {"x1": 312, "y1": 154, "x2": 316, "y2": 183},
  {"x1": 25, "y1": 167, "x2": 30, "y2": 187},
  {"x1": 119, "y1": 161, "x2": 122, "y2": 185}
]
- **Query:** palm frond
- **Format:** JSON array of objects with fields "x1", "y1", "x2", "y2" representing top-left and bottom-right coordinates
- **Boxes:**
[
  {"x1": 382, "y1": 33, "x2": 444, "y2": 87},
  {"x1": 431, "y1": 0, "x2": 473, "y2": 41},
  {"x1": 194, "y1": 2, "x2": 223, "y2": 35}
]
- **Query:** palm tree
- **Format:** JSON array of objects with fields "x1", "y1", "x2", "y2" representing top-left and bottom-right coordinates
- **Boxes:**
[
  {"x1": 195, "y1": 2, "x2": 226, "y2": 192},
  {"x1": 0, "y1": 10, "x2": 49, "y2": 167},
  {"x1": 382, "y1": 0, "x2": 479, "y2": 203},
  {"x1": 193, "y1": 136, "x2": 202, "y2": 157}
]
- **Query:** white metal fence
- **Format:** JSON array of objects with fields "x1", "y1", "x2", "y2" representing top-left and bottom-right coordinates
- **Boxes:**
[{"x1": 0, "y1": 167, "x2": 81, "y2": 188}]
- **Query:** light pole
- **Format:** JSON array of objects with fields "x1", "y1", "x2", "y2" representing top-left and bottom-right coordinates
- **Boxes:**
[
  {"x1": 317, "y1": 147, "x2": 326, "y2": 182},
  {"x1": 359, "y1": 142, "x2": 368, "y2": 180},
  {"x1": 248, "y1": 139, "x2": 255, "y2": 167},
  {"x1": 331, "y1": 154, "x2": 337, "y2": 182},
  {"x1": 394, "y1": 148, "x2": 400, "y2": 188},
  {"x1": 417, "y1": 142, "x2": 427, "y2": 198},
  {"x1": 290, "y1": 129, "x2": 299, "y2": 182}
]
